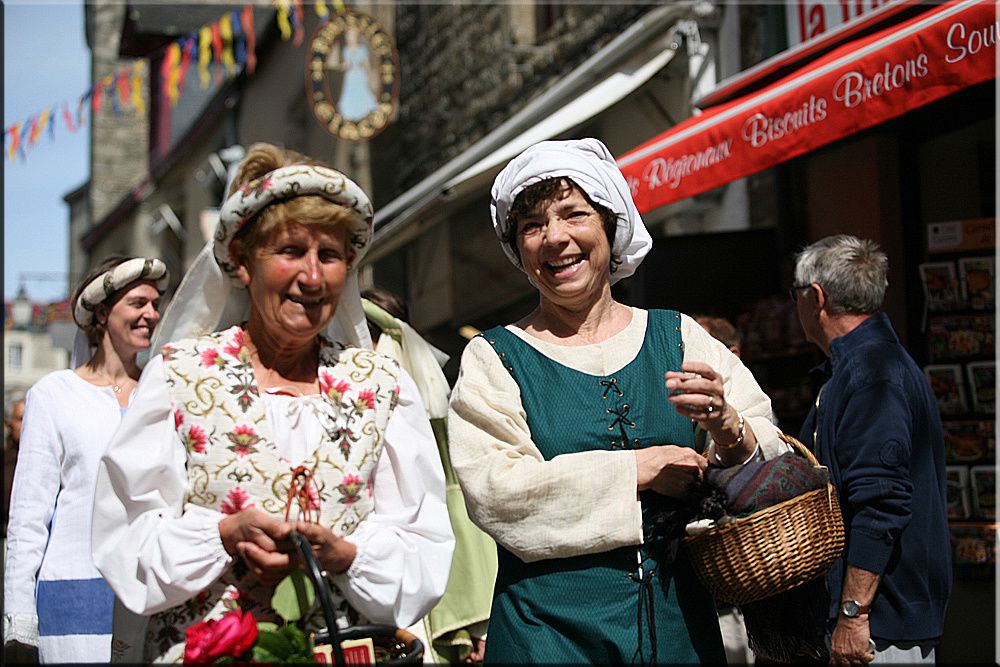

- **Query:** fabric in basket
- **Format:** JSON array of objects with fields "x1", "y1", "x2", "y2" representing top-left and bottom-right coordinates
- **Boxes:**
[{"x1": 705, "y1": 452, "x2": 829, "y2": 516}]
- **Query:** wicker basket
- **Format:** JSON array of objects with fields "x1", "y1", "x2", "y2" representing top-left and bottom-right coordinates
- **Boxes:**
[{"x1": 683, "y1": 433, "x2": 845, "y2": 605}]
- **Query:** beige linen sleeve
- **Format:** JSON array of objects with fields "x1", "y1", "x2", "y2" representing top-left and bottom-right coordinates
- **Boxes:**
[
  {"x1": 680, "y1": 314, "x2": 790, "y2": 461},
  {"x1": 448, "y1": 336, "x2": 643, "y2": 563}
]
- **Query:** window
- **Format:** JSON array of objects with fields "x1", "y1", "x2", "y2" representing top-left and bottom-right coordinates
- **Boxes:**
[{"x1": 8, "y1": 343, "x2": 23, "y2": 372}]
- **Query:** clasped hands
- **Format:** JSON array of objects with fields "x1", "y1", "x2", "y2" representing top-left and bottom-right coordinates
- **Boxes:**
[
  {"x1": 218, "y1": 508, "x2": 357, "y2": 586},
  {"x1": 635, "y1": 444, "x2": 708, "y2": 498}
]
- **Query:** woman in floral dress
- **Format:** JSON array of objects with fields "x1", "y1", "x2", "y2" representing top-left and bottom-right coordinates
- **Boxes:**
[
  {"x1": 91, "y1": 143, "x2": 454, "y2": 662},
  {"x1": 4, "y1": 255, "x2": 167, "y2": 663}
]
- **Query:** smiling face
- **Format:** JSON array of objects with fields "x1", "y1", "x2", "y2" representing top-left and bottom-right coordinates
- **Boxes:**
[
  {"x1": 235, "y1": 220, "x2": 354, "y2": 344},
  {"x1": 515, "y1": 184, "x2": 613, "y2": 310},
  {"x1": 98, "y1": 281, "x2": 162, "y2": 356}
]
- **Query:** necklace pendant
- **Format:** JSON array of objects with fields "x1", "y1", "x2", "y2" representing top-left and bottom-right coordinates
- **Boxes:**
[{"x1": 113, "y1": 385, "x2": 122, "y2": 394}]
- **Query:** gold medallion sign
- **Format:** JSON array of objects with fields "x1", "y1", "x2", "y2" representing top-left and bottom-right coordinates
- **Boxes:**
[{"x1": 307, "y1": 11, "x2": 399, "y2": 141}]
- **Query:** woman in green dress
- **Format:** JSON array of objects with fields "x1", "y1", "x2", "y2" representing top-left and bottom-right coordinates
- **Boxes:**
[{"x1": 448, "y1": 138, "x2": 789, "y2": 664}]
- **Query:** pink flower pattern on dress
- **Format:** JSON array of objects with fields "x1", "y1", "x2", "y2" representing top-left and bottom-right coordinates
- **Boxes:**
[
  {"x1": 320, "y1": 372, "x2": 351, "y2": 401},
  {"x1": 185, "y1": 425, "x2": 208, "y2": 454},
  {"x1": 200, "y1": 348, "x2": 226, "y2": 369},
  {"x1": 220, "y1": 486, "x2": 254, "y2": 514},
  {"x1": 174, "y1": 408, "x2": 184, "y2": 429},
  {"x1": 337, "y1": 473, "x2": 363, "y2": 506},
  {"x1": 305, "y1": 481, "x2": 322, "y2": 514},
  {"x1": 223, "y1": 329, "x2": 252, "y2": 364},
  {"x1": 355, "y1": 388, "x2": 376, "y2": 411},
  {"x1": 225, "y1": 424, "x2": 262, "y2": 458}
]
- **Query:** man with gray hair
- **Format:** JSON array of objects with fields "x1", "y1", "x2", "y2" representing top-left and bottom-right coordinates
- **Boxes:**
[{"x1": 791, "y1": 235, "x2": 951, "y2": 665}]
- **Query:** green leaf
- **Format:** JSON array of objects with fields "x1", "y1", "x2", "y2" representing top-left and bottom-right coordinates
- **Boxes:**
[
  {"x1": 281, "y1": 624, "x2": 309, "y2": 653},
  {"x1": 250, "y1": 646, "x2": 281, "y2": 663},
  {"x1": 256, "y1": 621, "x2": 280, "y2": 633},
  {"x1": 254, "y1": 630, "x2": 294, "y2": 660},
  {"x1": 271, "y1": 571, "x2": 315, "y2": 622}
]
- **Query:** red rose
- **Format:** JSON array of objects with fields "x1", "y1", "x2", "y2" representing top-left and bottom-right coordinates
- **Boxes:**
[{"x1": 183, "y1": 609, "x2": 258, "y2": 663}]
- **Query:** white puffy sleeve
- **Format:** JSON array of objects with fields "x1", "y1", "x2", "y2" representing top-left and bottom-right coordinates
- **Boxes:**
[
  {"x1": 329, "y1": 369, "x2": 453, "y2": 628},
  {"x1": 92, "y1": 355, "x2": 233, "y2": 615},
  {"x1": 679, "y1": 315, "x2": 789, "y2": 461},
  {"x1": 93, "y1": 357, "x2": 452, "y2": 628},
  {"x1": 448, "y1": 336, "x2": 643, "y2": 564},
  {"x1": 3, "y1": 381, "x2": 60, "y2": 646}
]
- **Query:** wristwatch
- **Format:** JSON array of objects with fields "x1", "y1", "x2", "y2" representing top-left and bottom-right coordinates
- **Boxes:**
[{"x1": 840, "y1": 599, "x2": 871, "y2": 618}]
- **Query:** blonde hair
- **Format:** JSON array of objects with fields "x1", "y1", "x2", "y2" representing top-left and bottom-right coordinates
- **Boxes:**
[{"x1": 227, "y1": 143, "x2": 363, "y2": 255}]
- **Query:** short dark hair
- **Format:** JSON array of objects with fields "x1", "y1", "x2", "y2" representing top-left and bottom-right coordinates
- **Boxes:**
[{"x1": 501, "y1": 177, "x2": 621, "y2": 274}]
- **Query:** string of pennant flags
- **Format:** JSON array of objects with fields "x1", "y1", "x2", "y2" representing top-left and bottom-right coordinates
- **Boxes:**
[{"x1": 5, "y1": 0, "x2": 348, "y2": 163}]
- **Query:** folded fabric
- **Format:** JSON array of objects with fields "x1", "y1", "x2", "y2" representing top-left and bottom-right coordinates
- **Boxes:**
[{"x1": 705, "y1": 452, "x2": 829, "y2": 517}]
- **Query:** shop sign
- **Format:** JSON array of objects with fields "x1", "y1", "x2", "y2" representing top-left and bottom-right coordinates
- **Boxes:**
[
  {"x1": 306, "y1": 10, "x2": 399, "y2": 141},
  {"x1": 618, "y1": 0, "x2": 996, "y2": 214},
  {"x1": 928, "y1": 219, "x2": 996, "y2": 254},
  {"x1": 786, "y1": 0, "x2": 905, "y2": 48}
]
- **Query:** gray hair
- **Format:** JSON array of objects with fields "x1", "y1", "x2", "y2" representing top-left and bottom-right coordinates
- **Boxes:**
[
  {"x1": 794, "y1": 235, "x2": 888, "y2": 315},
  {"x1": 5, "y1": 391, "x2": 26, "y2": 418}
]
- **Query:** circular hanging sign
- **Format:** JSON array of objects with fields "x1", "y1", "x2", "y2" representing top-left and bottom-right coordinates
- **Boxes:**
[{"x1": 306, "y1": 10, "x2": 400, "y2": 141}]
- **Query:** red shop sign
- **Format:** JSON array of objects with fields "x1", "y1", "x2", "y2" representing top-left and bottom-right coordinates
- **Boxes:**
[{"x1": 617, "y1": 0, "x2": 997, "y2": 213}]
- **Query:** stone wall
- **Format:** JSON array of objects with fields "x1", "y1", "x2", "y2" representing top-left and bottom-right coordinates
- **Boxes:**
[
  {"x1": 391, "y1": 3, "x2": 650, "y2": 193},
  {"x1": 87, "y1": 1, "x2": 149, "y2": 224}
]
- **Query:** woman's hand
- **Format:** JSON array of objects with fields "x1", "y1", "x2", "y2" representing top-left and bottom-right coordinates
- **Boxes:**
[
  {"x1": 219, "y1": 508, "x2": 295, "y2": 585},
  {"x1": 291, "y1": 521, "x2": 358, "y2": 576},
  {"x1": 635, "y1": 445, "x2": 708, "y2": 498},
  {"x1": 666, "y1": 362, "x2": 752, "y2": 461},
  {"x1": 466, "y1": 637, "x2": 486, "y2": 664}
]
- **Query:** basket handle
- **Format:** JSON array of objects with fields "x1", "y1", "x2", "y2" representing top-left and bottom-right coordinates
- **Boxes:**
[
  {"x1": 289, "y1": 530, "x2": 347, "y2": 667},
  {"x1": 778, "y1": 432, "x2": 821, "y2": 467}
]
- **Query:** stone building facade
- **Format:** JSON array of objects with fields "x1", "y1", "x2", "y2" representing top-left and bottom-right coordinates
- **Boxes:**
[
  {"x1": 389, "y1": 4, "x2": 649, "y2": 192},
  {"x1": 87, "y1": 1, "x2": 149, "y2": 225}
]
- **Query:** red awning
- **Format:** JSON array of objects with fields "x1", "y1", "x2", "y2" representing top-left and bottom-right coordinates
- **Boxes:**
[{"x1": 617, "y1": 0, "x2": 996, "y2": 214}]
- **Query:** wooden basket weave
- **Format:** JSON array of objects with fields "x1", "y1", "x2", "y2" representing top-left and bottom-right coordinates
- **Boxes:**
[{"x1": 683, "y1": 433, "x2": 845, "y2": 605}]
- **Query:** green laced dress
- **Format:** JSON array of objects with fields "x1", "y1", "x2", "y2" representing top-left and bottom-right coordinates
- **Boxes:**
[{"x1": 478, "y1": 310, "x2": 724, "y2": 664}]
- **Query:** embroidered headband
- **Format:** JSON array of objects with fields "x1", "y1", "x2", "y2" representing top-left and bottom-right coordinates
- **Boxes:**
[
  {"x1": 72, "y1": 257, "x2": 169, "y2": 327},
  {"x1": 215, "y1": 164, "x2": 374, "y2": 283}
]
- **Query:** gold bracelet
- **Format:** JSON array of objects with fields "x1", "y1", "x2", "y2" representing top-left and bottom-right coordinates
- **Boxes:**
[{"x1": 716, "y1": 412, "x2": 746, "y2": 450}]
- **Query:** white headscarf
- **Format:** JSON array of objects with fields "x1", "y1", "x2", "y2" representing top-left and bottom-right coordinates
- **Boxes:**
[
  {"x1": 490, "y1": 138, "x2": 652, "y2": 284},
  {"x1": 151, "y1": 164, "x2": 375, "y2": 354}
]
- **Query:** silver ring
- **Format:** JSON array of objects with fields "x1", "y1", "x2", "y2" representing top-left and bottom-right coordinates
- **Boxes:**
[{"x1": 706, "y1": 404, "x2": 714, "y2": 414}]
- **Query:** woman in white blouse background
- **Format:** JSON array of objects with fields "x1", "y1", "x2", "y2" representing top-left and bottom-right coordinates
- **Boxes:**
[
  {"x1": 91, "y1": 144, "x2": 453, "y2": 662},
  {"x1": 4, "y1": 255, "x2": 168, "y2": 663}
]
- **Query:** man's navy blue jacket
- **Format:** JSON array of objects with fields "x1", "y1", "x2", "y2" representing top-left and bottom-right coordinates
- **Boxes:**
[{"x1": 800, "y1": 312, "x2": 952, "y2": 644}]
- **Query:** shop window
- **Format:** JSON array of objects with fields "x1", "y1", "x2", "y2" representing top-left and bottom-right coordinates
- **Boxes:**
[{"x1": 8, "y1": 343, "x2": 23, "y2": 372}]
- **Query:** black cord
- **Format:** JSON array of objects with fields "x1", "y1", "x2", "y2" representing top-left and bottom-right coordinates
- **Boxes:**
[{"x1": 290, "y1": 530, "x2": 346, "y2": 667}]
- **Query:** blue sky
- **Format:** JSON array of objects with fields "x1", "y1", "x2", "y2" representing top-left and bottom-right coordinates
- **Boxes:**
[{"x1": 4, "y1": 0, "x2": 89, "y2": 303}]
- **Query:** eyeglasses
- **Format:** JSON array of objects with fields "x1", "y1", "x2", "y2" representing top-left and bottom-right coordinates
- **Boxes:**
[{"x1": 788, "y1": 283, "x2": 812, "y2": 301}]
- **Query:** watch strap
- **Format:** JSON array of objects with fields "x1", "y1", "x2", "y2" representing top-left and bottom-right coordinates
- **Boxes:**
[{"x1": 841, "y1": 600, "x2": 872, "y2": 617}]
